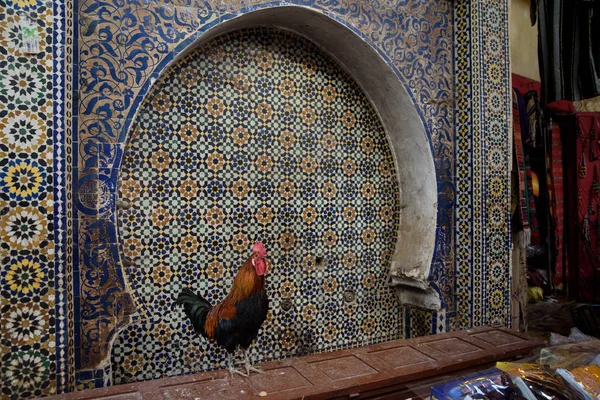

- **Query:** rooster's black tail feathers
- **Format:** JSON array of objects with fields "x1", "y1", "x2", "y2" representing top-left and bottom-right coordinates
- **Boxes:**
[{"x1": 172, "y1": 287, "x2": 211, "y2": 336}]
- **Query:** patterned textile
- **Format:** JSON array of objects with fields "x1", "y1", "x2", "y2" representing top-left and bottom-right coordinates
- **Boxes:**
[
  {"x1": 513, "y1": 89, "x2": 529, "y2": 236},
  {"x1": 525, "y1": 91, "x2": 543, "y2": 148},
  {"x1": 575, "y1": 95, "x2": 600, "y2": 112},
  {"x1": 512, "y1": 89, "x2": 540, "y2": 245},
  {"x1": 571, "y1": 114, "x2": 600, "y2": 302},
  {"x1": 548, "y1": 121, "x2": 566, "y2": 287},
  {"x1": 538, "y1": 0, "x2": 600, "y2": 103}
]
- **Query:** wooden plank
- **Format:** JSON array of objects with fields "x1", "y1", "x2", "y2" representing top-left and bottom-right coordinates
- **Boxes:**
[{"x1": 40, "y1": 328, "x2": 541, "y2": 400}]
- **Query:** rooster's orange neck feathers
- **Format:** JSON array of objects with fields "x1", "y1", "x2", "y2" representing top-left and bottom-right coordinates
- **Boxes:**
[
  {"x1": 227, "y1": 256, "x2": 265, "y2": 303},
  {"x1": 203, "y1": 255, "x2": 265, "y2": 339}
]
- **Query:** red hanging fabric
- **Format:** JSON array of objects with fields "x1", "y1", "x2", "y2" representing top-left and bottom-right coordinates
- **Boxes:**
[
  {"x1": 513, "y1": 90, "x2": 531, "y2": 240},
  {"x1": 548, "y1": 121, "x2": 566, "y2": 287},
  {"x1": 513, "y1": 88, "x2": 541, "y2": 244},
  {"x1": 573, "y1": 114, "x2": 600, "y2": 302}
]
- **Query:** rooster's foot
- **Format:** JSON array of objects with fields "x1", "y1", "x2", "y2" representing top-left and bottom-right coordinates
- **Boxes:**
[
  {"x1": 242, "y1": 348, "x2": 263, "y2": 375},
  {"x1": 227, "y1": 352, "x2": 247, "y2": 377},
  {"x1": 245, "y1": 364, "x2": 264, "y2": 375},
  {"x1": 229, "y1": 367, "x2": 247, "y2": 377}
]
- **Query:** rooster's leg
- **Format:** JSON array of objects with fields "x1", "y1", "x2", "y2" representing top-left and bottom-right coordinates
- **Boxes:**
[
  {"x1": 227, "y1": 351, "x2": 247, "y2": 377},
  {"x1": 243, "y1": 348, "x2": 264, "y2": 375}
]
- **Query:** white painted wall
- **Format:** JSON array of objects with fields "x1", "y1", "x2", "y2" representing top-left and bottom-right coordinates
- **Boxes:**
[{"x1": 509, "y1": 0, "x2": 540, "y2": 81}]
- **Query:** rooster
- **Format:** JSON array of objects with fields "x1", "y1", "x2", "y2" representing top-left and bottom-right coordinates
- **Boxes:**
[{"x1": 172, "y1": 242, "x2": 269, "y2": 376}]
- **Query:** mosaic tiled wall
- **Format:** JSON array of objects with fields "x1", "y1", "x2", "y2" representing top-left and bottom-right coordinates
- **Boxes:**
[
  {"x1": 453, "y1": 0, "x2": 512, "y2": 329},
  {"x1": 69, "y1": 0, "x2": 457, "y2": 385},
  {"x1": 113, "y1": 28, "x2": 403, "y2": 383},
  {"x1": 0, "y1": 0, "x2": 514, "y2": 397},
  {"x1": 0, "y1": 2, "x2": 62, "y2": 399}
]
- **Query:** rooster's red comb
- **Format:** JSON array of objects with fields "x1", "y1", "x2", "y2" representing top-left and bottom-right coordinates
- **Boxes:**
[{"x1": 252, "y1": 241, "x2": 267, "y2": 256}]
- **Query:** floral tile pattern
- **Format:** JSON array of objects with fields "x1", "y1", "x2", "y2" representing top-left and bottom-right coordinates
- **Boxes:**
[
  {"x1": 0, "y1": 3, "x2": 58, "y2": 399},
  {"x1": 0, "y1": 0, "x2": 513, "y2": 396},
  {"x1": 453, "y1": 0, "x2": 512, "y2": 328},
  {"x1": 112, "y1": 28, "x2": 403, "y2": 384},
  {"x1": 71, "y1": 0, "x2": 457, "y2": 378},
  {"x1": 5, "y1": 0, "x2": 41, "y2": 10}
]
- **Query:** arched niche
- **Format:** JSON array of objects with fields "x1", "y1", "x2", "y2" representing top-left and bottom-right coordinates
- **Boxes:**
[
  {"x1": 86, "y1": 3, "x2": 440, "y2": 376},
  {"x1": 122, "y1": 6, "x2": 440, "y2": 309}
]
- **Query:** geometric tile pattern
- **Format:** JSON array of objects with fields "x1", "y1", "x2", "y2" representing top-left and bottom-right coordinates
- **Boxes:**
[
  {"x1": 51, "y1": 0, "x2": 73, "y2": 393},
  {"x1": 0, "y1": 2, "x2": 58, "y2": 399},
  {"x1": 479, "y1": 0, "x2": 512, "y2": 326},
  {"x1": 453, "y1": 0, "x2": 475, "y2": 330},
  {"x1": 72, "y1": 0, "x2": 457, "y2": 384},
  {"x1": 453, "y1": 0, "x2": 512, "y2": 328},
  {"x1": 112, "y1": 28, "x2": 403, "y2": 384},
  {"x1": 406, "y1": 308, "x2": 433, "y2": 338},
  {"x1": 0, "y1": 0, "x2": 511, "y2": 397}
]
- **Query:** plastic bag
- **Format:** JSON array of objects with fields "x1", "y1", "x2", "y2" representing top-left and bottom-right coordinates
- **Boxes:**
[
  {"x1": 556, "y1": 364, "x2": 600, "y2": 400},
  {"x1": 568, "y1": 328, "x2": 596, "y2": 343},
  {"x1": 550, "y1": 328, "x2": 597, "y2": 346},
  {"x1": 431, "y1": 368, "x2": 523, "y2": 399},
  {"x1": 528, "y1": 286, "x2": 544, "y2": 303},
  {"x1": 540, "y1": 340, "x2": 600, "y2": 370},
  {"x1": 551, "y1": 333, "x2": 574, "y2": 346},
  {"x1": 496, "y1": 362, "x2": 576, "y2": 400}
]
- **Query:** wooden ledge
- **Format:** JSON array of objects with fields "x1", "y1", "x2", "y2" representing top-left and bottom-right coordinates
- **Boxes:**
[{"x1": 43, "y1": 327, "x2": 542, "y2": 400}]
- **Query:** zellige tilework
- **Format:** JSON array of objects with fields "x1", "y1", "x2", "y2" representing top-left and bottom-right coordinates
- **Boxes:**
[
  {"x1": 0, "y1": 0, "x2": 515, "y2": 396},
  {"x1": 453, "y1": 0, "x2": 512, "y2": 328},
  {"x1": 0, "y1": 3, "x2": 58, "y2": 399},
  {"x1": 72, "y1": 0, "x2": 457, "y2": 381},
  {"x1": 113, "y1": 28, "x2": 403, "y2": 384}
]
